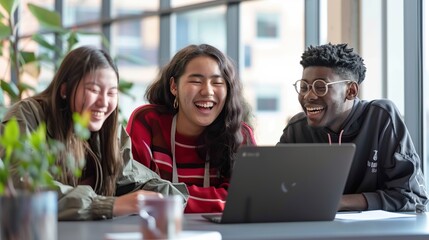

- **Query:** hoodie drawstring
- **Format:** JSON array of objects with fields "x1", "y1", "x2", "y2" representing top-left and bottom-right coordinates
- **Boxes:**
[{"x1": 327, "y1": 129, "x2": 344, "y2": 145}]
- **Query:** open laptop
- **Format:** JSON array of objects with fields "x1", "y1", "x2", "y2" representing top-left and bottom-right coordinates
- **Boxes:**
[{"x1": 202, "y1": 143, "x2": 356, "y2": 223}]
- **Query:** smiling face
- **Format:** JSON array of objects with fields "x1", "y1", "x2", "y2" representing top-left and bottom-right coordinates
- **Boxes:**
[
  {"x1": 67, "y1": 67, "x2": 118, "y2": 132},
  {"x1": 170, "y1": 56, "x2": 227, "y2": 136},
  {"x1": 299, "y1": 66, "x2": 357, "y2": 132}
]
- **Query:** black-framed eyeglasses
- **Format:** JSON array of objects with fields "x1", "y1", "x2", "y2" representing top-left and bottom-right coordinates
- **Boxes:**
[{"x1": 293, "y1": 79, "x2": 353, "y2": 97}]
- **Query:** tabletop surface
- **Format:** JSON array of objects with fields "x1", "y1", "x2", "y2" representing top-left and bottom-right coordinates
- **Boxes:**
[{"x1": 58, "y1": 212, "x2": 429, "y2": 240}]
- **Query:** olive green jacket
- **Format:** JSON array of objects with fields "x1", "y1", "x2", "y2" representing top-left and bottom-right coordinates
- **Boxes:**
[{"x1": 2, "y1": 98, "x2": 189, "y2": 220}]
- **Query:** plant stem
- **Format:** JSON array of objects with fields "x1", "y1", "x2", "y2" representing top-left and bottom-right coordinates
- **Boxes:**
[
  {"x1": 6, "y1": 176, "x2": 17, "y2": 197},
  {"x1": 9, "y1": 3, "x2": 21, "y2": 100}
]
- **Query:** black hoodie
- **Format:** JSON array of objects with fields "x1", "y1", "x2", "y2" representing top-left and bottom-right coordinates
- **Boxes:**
[{"x1": 278, "y1": 98, "x2": 428, "y2": 211}]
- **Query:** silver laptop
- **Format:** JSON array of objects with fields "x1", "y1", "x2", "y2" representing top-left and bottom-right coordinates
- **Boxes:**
[{"x1": 202, "y1": 143, "x2": 356, "y2": 223}]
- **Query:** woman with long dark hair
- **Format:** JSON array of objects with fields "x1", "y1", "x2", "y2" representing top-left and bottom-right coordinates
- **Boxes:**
[
  {"x1": 2, "y1": 46, "x2": 188, "y2": 220},
  {"x1": 127, "y1": 44, "x2": 256, "y2": 213}
]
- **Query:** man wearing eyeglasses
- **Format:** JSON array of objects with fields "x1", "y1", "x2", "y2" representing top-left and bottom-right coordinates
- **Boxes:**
[{"x1": 278, "y1": 43, "x2": 428, "y2": 212}]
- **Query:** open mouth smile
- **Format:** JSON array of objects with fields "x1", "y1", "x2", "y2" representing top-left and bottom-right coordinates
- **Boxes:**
[
  {"x1": 306, "y1": 106, "x2": 324, "y2": 115},
  {"x1": 195, "y1": 102, "x2": 215, "y2": 110}
]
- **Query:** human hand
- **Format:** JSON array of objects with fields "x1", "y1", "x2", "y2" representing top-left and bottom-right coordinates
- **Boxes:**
[
  {"x1": 338, "y1": 194, "x2": 368, "y2": 211},
  {"x1": 113, "y1": 190, "x2": 163, "y2": 217}
]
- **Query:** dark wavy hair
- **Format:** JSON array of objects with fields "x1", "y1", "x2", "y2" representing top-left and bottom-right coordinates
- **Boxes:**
[
  {"x1": 300, "y1": 43, "x2": 367, "y2": 84},
  {"x1": 33, "y1": 46, "x2": 121, "y2": 196},
  {"x1": 145, "y1": 44, "x2": 252, "y2": 177}
]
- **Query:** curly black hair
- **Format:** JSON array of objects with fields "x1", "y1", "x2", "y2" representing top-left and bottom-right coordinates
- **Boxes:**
[{"x1": 300, "y1": 43, "x2": 367, "y2": 84}]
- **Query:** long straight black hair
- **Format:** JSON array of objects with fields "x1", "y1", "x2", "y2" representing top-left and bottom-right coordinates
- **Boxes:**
[{"x1": 33, "y1": 46, "x2": 121, "y2": 195}]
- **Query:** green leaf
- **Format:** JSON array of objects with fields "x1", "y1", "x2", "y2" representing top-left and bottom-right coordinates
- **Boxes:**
[
  {"x1": 18, "y1": 51, "x2": 40, "y2": 78},
  {"x1": 72, "y1": 112, "x2": 90, "y2": 140},
  {"x1": 0, "y1": 80, "x2": 19, "y2": 100},
  {"x1": 0, "y1": 0, "x2": 19, "y2": 17},
  {"x1": 32, "y1": 34, "x2": 60, "y2": 52},
  {"x1": 29, "y1": 123, "x2": 46, "y2": 149},
  {"x1": 119, "y1": 79, "x2": 134, "y2": 91},
  {"x1": 3, "y1": 118, "x2": 20, "y2": 144},
  {"x1": 0, "y1": 21, "x2": 12, "y2": 40},
  {"x1": 118, "y1": 79, "x2": 135, "y2": 99},
  {"x1": 18, "y1": 82, "x2": 36, "y2": 95},
  {"x1": 66, "y1": 31, "x2": 79, "y2": 51},
  {"x1": 19, "y1": 51, "x2": 37, "y2": 64},
  {"x1": 27, "y1": 3, "x2": 62, "y2": 30},
  {"x1": 37, "y1": 53, "x2": 55, "y2": 63}
]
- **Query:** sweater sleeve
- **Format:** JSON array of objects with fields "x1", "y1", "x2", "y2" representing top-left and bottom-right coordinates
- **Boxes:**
[
  {"x1": 184, "y1": 185, "x2": 228, "y2": 213},
  {"x1": 116, "y1": 126, "x2": 189, "y2": 200},
  {"x1": 363, "y1": 147, "x2": 428, "y2": 211},
  {"x1": 56, "y1": 183, "x2": 115, "y2": 220},
  {"x1": 55, "y1": 127, "x2": 188, "y2": 221},
  {"x1": 362, "y1": 101, "x2": 428, "y2": 211}
]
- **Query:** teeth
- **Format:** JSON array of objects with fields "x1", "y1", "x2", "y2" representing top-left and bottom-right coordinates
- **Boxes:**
[
  {"x1": 92, "y1": 111, "x2": 104, "y2": 117},
  {"x1": 306, "y1": 107, "x2": 323, "y2": 112},
  {"x1": 195, "y1": 102, "x2": 214, "y2": 108}
]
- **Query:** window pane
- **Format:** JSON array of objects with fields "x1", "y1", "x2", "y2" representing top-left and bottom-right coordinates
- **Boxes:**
[
  {"x1": 10, "y1": 1, "x2": 55, "y2": 96},
  {"x1": 174, "y1": 6, "x2": 226, "y2": 53},
  {"x1": 241, "y1": 0, "x2": 305, "y2": 144},
  {"x1": 386, "y1": 0, "x2": 404, "y2": 113},
  {"x1": 360, "y1": 0, "x2": 383, "y2": 101},
  {"x1": 111, "y1": 16, "x2": 160, "y2": 122},
  {"x1": 423, "y1": 0, "x2": 429, "y2": 187},
  {"x1": 257, "y1": 97, "x2": 278, "y2": 112},
  {"x1": 20, "y1": 0, "x2": 54, "y2": 35},
  {"x1": 112, "y1": 1, "x2": 158, "y2": 17},
  {"x1": 172, "y1": 0, "x2": 215, "y2": 8},
  {"x1": 64, "y1": 0, "x2": 101, "y2": 26},
  {"x1": 64, "y1": 0, "x2": 102, "y2": 47},
  {"x1": 256, "y1": 13, "x2": 280, "y2": 39}
]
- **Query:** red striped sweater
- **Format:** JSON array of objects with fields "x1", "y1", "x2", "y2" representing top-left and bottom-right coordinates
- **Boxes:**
[{"x1": 126, "y1": 104, "x2": 256, "y2": 213}]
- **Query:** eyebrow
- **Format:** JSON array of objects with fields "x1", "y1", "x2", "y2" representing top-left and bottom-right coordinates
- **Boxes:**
[{"x1": 188, "y1": 73, "x2": 222, "y2": 78}]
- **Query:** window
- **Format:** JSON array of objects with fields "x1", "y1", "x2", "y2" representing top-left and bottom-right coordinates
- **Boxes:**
[
  {"x1": 64, "y1": 0, "x2": 101, "y2": 26},
  {"x1": 174, "y1": 6, "x2": 226, "y2": 52},
  {"x1": 257, "y1": 97, "x2": 278, "y2": 112},
  {"x1": 63, "y1": 2, "x2": 102, "y2": 47},
  {"x1": 244, "y1": 45, "x2": 252, "y2": 68},
  {"x1": 241, "y1": 0, "x2": 305, "y2": 144},
  {"x1": 256, "y1": 13, "x2": 280, "y2": 39},
  {"x1": 117, "y1": 11, "x2": 141, "y2": 37},
  {"x1": 423, "y1": 0, "x2": 429, "y2": 187}
]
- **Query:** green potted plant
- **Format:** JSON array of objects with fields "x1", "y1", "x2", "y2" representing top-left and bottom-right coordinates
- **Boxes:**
[{"x1": 0, "y1": 113, "x2": 90, "y2": 240}]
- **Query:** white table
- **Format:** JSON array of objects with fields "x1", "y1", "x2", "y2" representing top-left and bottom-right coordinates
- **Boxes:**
[{"x1": 58, "y1": 212, "x2": 429, "y2": 240}]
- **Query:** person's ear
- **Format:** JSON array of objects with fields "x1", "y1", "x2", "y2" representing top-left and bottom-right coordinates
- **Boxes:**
[
  {"x1": 346, "y1": 81, "x2": 359, "y2": 100},
  {"x1": 170, "y1": 77, "x2": 177, "y2": 96},
  {"x1": 60, "y1": 83, "x2": 67, "y2": 99}
]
